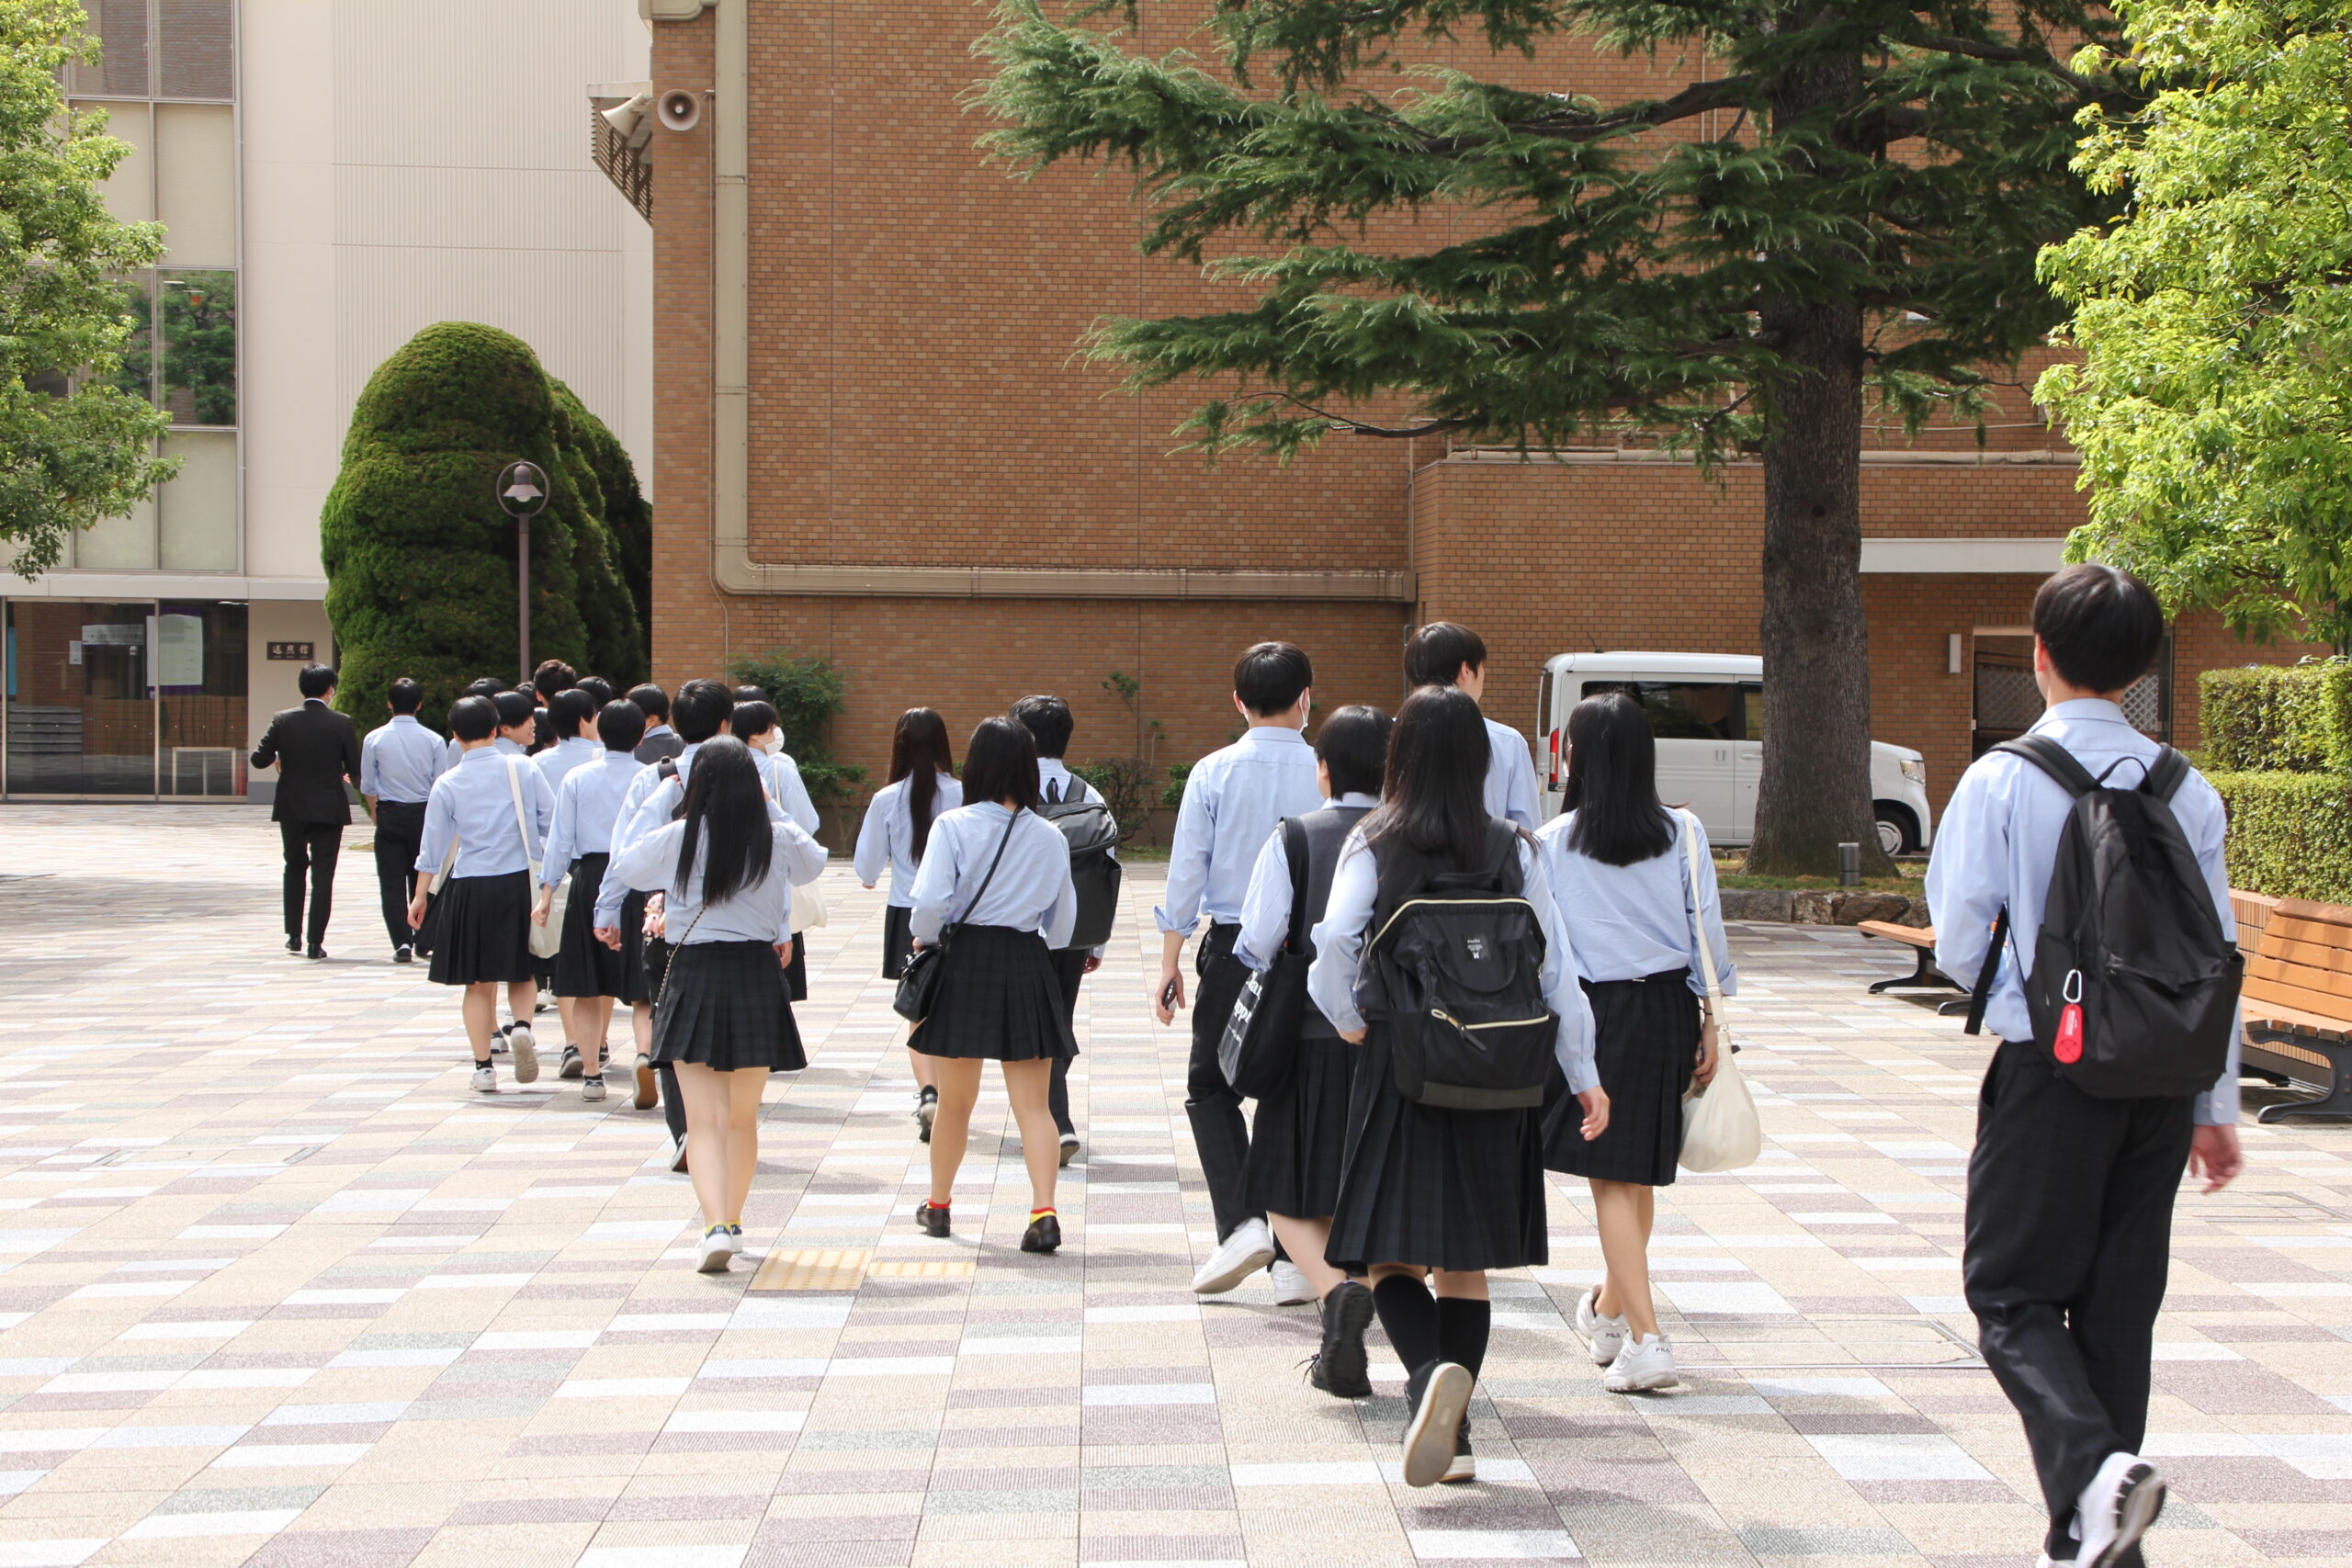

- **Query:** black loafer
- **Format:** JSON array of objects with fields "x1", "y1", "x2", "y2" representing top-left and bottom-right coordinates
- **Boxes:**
[
  {"x1": 306, "y1": 944, "x2": 327, "y2": 961},
  {"x1": 1308, "y1": 1279, "x2": 1375, "y2": 1398},
  {"x1": 916, "y1": 1201, "x2": 951, "y2": 1237},
  {"x1": 1021, "y1": 1213, "x2": 1061, "y2": 1254},
  {"x1": 393, "y1": 946, "x2": 413, "y2": 964},
  {"x1": 285, "y1": 936, "x2": 300, "y2": 953}
]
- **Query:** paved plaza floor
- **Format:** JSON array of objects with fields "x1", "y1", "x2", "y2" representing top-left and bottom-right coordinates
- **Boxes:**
[{"x1": 0, "y1": 804, "x2": 2346, "y2": 1567}]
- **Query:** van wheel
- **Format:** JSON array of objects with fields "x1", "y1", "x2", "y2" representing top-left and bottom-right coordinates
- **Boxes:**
[{"x1": 1872, "y1": 804, "x2": 1917, "y2": 857}]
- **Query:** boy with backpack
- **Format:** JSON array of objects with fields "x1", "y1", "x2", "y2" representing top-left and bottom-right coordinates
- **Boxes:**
[
  {"x1": 1012, "y1": 694, "x2": 1123, "y2": 1167},
  {"x1": 1927, "y1": 564, "x2": 2244, "y2": 1568}
]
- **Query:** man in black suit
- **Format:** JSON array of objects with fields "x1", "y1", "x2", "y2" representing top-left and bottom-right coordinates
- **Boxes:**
[{"x1": 250, "y1": 664, "x2": 365, "y2": 959}]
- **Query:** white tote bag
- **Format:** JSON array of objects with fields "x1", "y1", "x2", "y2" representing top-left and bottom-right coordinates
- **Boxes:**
[
  {"x1": 1678, "y1": 809, "x2": 1760, "y2": 1173},
  {"x1": 504, "y1": 757, "x2": 564, "y2": 961}
]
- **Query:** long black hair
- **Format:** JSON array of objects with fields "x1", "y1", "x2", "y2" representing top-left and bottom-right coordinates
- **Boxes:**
[
  {"x1": 887, "y1": 707, "x2": 956, "y2": 859},
  {"x1": 675, "y1": 737, "x2": 774, "y2": 905},
  {"x1": 1563, "y1": 691, "x2": 1675, "y2": 866},
  {"x1": 962, "y1": 716, "x2": 1040, "y2": 810},
  {"x1": 1363, "y1": 684, "x2": 1492, "y2": 869}
]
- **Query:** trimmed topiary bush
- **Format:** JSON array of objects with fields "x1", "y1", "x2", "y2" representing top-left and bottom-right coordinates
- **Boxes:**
[
  {"x1": 2210, "y1": 770, "x2": 2352, "y2": 903},
  {"x1": 2199, "y1": 661, "x2": 2352, "y2": 773},
  {"x1": 551, "y1": 378, "x2": 652, "y2": 655},
  {"x1": 321, "y1": 323, "x2": 646, "y2": 726}
]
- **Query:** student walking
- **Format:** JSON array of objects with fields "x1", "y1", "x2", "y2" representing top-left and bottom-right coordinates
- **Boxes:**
[
  {"x1": 732, "y1": 697, "x2": 822, "y2": 1004},
  {"x1": 409, "y1": 695, "x2": 556, "y2": 1090},
  {"x1": 1307, "y1": 684, "x2": 1604, "y2": 1486},
  {"x1": 610, "y1": 738, "x2": 826, "y2": 1271},
  {"x1": 251, "y1": 663, "x2": 365, "y2": 959},
  {"x1": 854, "y1": 707, "x2": 962, "y2": 1139},
  {"x1": 904, "y1": 717, "x2": 1079, "y2": 1253},
  {"x1": 358, "y1": 676, "x2": 446, "y2": 964},
  {"x1": 535, "y1": 689, "x2": 603, "y2": 794},
  {"x1": 1534, "y1": 691, "x2": 1733, "y2": 1393},
  {"x1": 1404, "y1": 623, "x2": 1542, "y2": 831},
  {"x1": 1231, "y1": 704, "x2": 1391, "y2": 1398},
  {"x1": 1156, "y1": 643, "x2": 1324, "y2": 1299},
  {"x1": 1012, "y1": 693, "x2": 1114, "y2": 1168},
  {"x1": 1928, "y1": 565, "x2": 2244, "y2": 1568},
  {"x1": 537, "y1": 698, "x2": 649, "y2": 1101}
]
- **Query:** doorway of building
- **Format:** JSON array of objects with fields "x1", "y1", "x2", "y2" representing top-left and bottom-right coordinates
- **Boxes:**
[{"x1": 1972, "y1": 628, "x2": 2169, "y2": 761}]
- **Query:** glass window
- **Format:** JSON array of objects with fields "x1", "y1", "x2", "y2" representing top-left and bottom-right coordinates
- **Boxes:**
[
  {"x1": 71, "y1": 0, "x2": 151, "y2": 97},
  {"x1": 157, "y1": 0, "x2": 233, "y2": 99},
  {"x1": 159, "y1": 431, "x2": 238, "y2": 569},
  {"x1": 158, "y1": 601, "x2": 246, "y2": 795},
  {"x1": 159, "y1": 270, "x2": 235, "y2": 424},
  {"x1": 74, "y1": 99, "x2": 154, "y2": 224},
  {"x1": 72, "y1": 489, "x2": 160, "y2": 570},
  {"x1": 109, "y1": 271, "x2": 158, "y2": 406},
  {"x1": 1580, "y1": 680, "x2": 1739, "y2": 740},
  {"x1": 4, "y1": 600, "x2": 157, "y2": 795},
  {"x1": 1739, "y1": 684, "x2": 1765, "y2": 741},
  {"x1": 155, "y1": 104, "x2": 234, "y2": 265}
]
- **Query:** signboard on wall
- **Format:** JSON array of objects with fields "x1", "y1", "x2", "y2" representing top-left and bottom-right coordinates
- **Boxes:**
[
  {"x1": 156, "y1": 614, "x2": 204, "y2": 690},
  {"x1": 266, "y1": 641, "x2": 314, "y2": 661}
]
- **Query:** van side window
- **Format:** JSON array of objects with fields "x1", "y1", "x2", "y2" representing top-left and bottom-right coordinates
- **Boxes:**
[
  {"x1": 1739, "y1": 683, "x2": 1765, "y2": 741},
  {"x1": 1580, "y1": 681, "x2": 1737, "y2": 741}
]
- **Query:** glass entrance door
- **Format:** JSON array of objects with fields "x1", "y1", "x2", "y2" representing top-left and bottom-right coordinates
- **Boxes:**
[{"x1": 4, "y1": 600, "x2": 158, "y2": 795}]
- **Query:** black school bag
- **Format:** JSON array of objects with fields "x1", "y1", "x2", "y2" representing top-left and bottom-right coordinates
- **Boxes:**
[
  {"x1": 1038, "y1": 775, "x2": 1122, "y2": 952},
  {"x1": 1963, "y1": 735, "x2": 2243, "y2": 1098},
  {"x1": 1363, "y1": 823, "x2": 1558, "y2": 1110}
]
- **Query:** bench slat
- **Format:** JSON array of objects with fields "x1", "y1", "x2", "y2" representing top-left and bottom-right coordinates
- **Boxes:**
[
  {"x1": 2276, "y1": 896, "x2": 2352, "y2": 926},
  {"x1": 1856, "y1": 920, "x2": 1934, "y2": 948},
  {"x1": 2243, "y1": 998, "x2": 2352, "y2": 1038},
  {"x1": 2264, "y1": 915, "x2": 2352, "y2": 952},
  {"x1": 2245, "y1": 975, "x2": 2352, "y2": 1021},
  {"x1": 2260, "y1": 936, "x2": 2352, "y2": 976},
  {"x1": 2249, "y1": 954, "x2": 2352, "y2": 998}
]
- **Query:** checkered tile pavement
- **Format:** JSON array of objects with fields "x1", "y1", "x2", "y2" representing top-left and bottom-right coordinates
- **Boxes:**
[{"x1": 0, "y1": 803, "x2": 2345, "y2": 1567}]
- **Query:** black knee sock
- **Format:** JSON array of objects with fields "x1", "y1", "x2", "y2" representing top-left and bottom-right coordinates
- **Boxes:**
[
  {"x1": 1372, "y1": 1275, "x2": 1441, "y2": 1373},
  {"x1": 1435, "y1": 1296, "x2": 1491, "y2": 1380}
]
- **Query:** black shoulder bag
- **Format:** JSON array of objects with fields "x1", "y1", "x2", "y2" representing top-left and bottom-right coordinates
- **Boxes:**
[
  {"x1": 1218, "y1": 818, "x2": 1312, "y2": 1099},
  {"x1": 893, "y1": 809, "x2": 1021, "y2": 1027}
]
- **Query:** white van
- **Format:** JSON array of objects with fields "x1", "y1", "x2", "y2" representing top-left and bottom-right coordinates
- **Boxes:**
[{"x1": 1534, "y1": 652, "x2": 1934, "y2": 855}]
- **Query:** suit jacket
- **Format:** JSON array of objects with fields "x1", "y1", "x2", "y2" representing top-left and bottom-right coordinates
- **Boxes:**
[
  {"x1": 251, "y1": 700, "x2": 364, "y2": 825},
  {"x1": 635, "y1": 731, "x2": 686, "y2": 765}
]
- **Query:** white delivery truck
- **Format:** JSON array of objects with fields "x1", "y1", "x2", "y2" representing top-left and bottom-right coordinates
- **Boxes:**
[{"x1": 1533, "y1": 651, "x2": 1934, "y2": 855}]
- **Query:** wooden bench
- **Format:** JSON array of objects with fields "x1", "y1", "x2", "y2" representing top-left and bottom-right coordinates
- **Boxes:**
[
  {"x1": 2233, "y1": 891, "x2": 2352, "y2": 1122},
  {"x1": 1856, "y1": 920, "x2": 1974, "y2": 1014}
]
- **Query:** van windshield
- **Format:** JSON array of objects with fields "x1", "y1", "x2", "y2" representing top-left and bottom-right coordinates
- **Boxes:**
[{"x1": 1579, "y1": 680, "x2": 1737, "y2": 740}]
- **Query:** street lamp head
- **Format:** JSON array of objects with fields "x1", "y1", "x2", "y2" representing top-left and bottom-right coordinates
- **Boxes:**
[{"x1": 496, "y1": 460, "x2": 550, "y2": 519}]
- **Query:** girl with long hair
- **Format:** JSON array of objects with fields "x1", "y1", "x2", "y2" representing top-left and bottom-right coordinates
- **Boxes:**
[
  {"x1": 610, "y1": 738, "x2": 826, "y2": 1272},
  {"x1": 1306, "y1": 684, "x2": 1606, "y2": 1486},
  {"x1": 904, "y1": 716, "x2": 1078, "y2": 1254},
  {"x1": 1535, "y1": 691, "x2": 1732, "y2": 1393},
  {"x1": 854, "y1": 707, "x2": 962, "y2": 1135}
]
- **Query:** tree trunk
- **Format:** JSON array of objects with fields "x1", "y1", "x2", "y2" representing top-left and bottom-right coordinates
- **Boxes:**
[{"x1": 1746, "y1": 49, "x2": 1891, "y2": 878}]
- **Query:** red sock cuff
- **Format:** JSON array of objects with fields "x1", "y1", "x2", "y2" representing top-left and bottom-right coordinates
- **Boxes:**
[{"x1": 1030, "y1": 1206, "x2": 1056, "y2": 1220}]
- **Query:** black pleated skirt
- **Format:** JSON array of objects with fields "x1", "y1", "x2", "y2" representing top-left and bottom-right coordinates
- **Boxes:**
[
  {"x1": 426, "y1": 872, "x2": 537, "y2": 987},
  {"x1": 651, "y1": 939, "x2": 806, "y2": 1072},
  {"x1": 910, "y1": 924, "x2": 1077, "y2": 1062},
  {"x1": 552, "y1": 854, "x2": 629, "y2": 998},
  {"x1": 881, "y1": 904, "x2": 914, "y2": 979},
  {"x1": 1246, "y1": 1031, "x2": 1358, "y2": 1220},
  {"x1": 1542, "y1": 970, "x2": 1700, "y2": 1186},
  {"x1": 616, "y1": 889, "x2": 654, "y2": 1006},
  {"x1": 1325, "y1": 1021, "x2": 1548, "y2": 1275}
]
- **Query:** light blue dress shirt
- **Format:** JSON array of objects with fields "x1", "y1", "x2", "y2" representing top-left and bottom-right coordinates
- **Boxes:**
[
  {"x1": 542, "y1": 750, "x2": 648, "y2": 886},
  {"x1": 446, "y1": 733, "x2": 526, "y2": 769},
  {"x1": 360, "y1": 714, "x2": 446, "y2": 805},
  {"x1": 1155, "y1": 725, "x2": 1324, "y2": 935},
  {"x1": 535, "y1": 735, "x2": 601, "y2": 795},
  {"x1": 1235, "y1": 792, "x2": 1378, "y2": 972},
  {"x1": 414, "y1": 747, "x2": 557, "y2": 880},
  {"x1": 609, "y1": 818, "x2": 827, "y2": 946},
  {"x1": 761, "y1": 749, "x2": 821, "y2": 835},
  {"x1": 1305, "y1": 828, "x2": 1600, "y2": 1093},
  {"x1": 1925, "y1": 698, "x2": 2241, "y2": 1125},
  {"x1": 853, "y1": 773, "x2": 965, "y2": 907},
  {"x1": 1534, "y1": 808, "x2": 1737, "y2": 996},
  {"x1": 907, "y1": 802, "x2": 1078, "y2": 949},
  {"x1": 1484, "y1": 716, "x2": 1542, "y2": 831},
  {"x1": 594, "y1": 740, "x2": 787, "y2": 925}
]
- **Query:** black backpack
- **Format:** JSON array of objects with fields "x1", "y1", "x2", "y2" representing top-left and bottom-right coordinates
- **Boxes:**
[
  {"x1": 1963, "y1": 736, "x2": 2243, "y2": 1099},
  {"x1": 1363, "y1": 830, "x2": 1558, "y2": 1110},
  {"x1": 1039, "y1": 775, "x2": 1122, "y2": 952}
]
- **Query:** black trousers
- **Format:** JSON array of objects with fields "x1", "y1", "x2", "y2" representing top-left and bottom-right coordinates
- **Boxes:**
[
  {"x1": 1048, "y1": 948, "x2": 1088, "y2": 1136},
  {"x1": 1186, "y1": 923, "x2": 1257, "y2": 1241},
  {"x1": 1964, "y1": 1038, "x2": 2195, "y2": 1558},
  {"x1": 279, "y1": 821, "x2": 344, "y2": 946},
  {"x1": 372, "y1": 801, "x2": 427, "y2": 952}
]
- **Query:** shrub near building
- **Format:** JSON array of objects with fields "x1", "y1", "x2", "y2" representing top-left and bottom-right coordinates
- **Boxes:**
[{"x1": 2203, "y1": 661, "x2": 2352, "y2": 901}]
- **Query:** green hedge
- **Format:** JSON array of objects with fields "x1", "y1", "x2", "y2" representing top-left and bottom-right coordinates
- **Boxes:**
[
  {"x1": 2199, "y1": 661, "x2": 2352, "y2": 773},
  {"x1": 2210, "y1": 770, "x2": 2352, "y2": 902}
]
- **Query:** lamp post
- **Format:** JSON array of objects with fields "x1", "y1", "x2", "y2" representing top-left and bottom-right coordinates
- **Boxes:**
[{"x1": 495, "y1": 460, "x2": 550, "y2": 682}]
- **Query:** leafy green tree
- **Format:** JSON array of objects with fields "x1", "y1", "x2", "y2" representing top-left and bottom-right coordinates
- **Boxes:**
[
  {"x1": 553, "y1": 378, "x2": 653, "y2": 650},
  {"x1": 975, "y1": 0, "x2": 2130, "y2": 872},
  {"x1": 2037, "y1": 0, "x2": 2352, "y2": 650},
  {"x1": 1, "y1": 0, "x2": 177, "y2": 578},
  {"x1": 321, "y1": 322, "x2": 646, "y2": 726}
]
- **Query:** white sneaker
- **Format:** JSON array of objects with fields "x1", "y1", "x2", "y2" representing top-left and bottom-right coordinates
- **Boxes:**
[
  {"x1": 508, "y1": 1024, "x2": 539, "y2": 1084},
  {"x1": 1191, "y1": 1218, "x2": 1277, "y2": 1295},
  {"x1": 1603, "y1": 1332, "x2": 1679, "y2": 1392},
  {"x1": 696, "y1": 1225, "x2": 732, "y2": 1273},
  {"x1": 470, "y1": 1064, "x2": 496, "y2": 1093},
  {"x1": 2075, "y1": 1451, "x2": 2165, "y2": 1568},
  {"x1": 1268, "y1": 1259, "x2": 1315, "y2": 1306},
  {"x1": 1577, "y1": 1286, "x2": 1628, "y2": 1367},
  {"x1": 721, "y1": 1225, "x2": 743, "y2": 1256}
]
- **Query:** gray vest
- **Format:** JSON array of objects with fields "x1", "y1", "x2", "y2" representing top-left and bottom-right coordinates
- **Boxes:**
[{"x1": 1293, "y1": 804, "x2": 1374, "y2": 1039}]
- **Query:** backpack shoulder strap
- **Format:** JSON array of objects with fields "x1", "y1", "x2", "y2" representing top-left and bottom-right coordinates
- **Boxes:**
[
  {"x1": 1281, "y1": 817, "x2": 1309, "y2": 953},
  {"x1": 2142, "y1": 745, "x2": 2191, "y2": 802},
  {"x1": 1994, "y1": 734, "x2": 2101, "y2": 798},
  {"x1": 1962, "y1": 905, "x2": 2009, "y2": 1037}
]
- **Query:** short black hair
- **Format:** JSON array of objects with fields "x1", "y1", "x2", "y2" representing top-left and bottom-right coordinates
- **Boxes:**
[
  {"x1": 1234, "y1": 642, "x2": 1313, "y2": 716},
  {"x1": 597, "y1": 698, "x2": 646, "y2": 753},
  {"x1": 449, "y1": 695, "x2": 498, "y2": 742},
  {"x1": 1317, "y1": 705, "x2": 1392, "y2": 799},
  {"x1": 732, "y1": 683, "x2": 768, "y2": 704},
  {"x1": 548, "y1": 687, "x2": 597, "y2": 740},
  {"x1": 1009, "y1": 694, "x2": 1074, "y2": 759},
  {"x1": 298, "y1": 663, "x2": 336, "y2": 700},
  {"x1": 464, "y1": 676, "x2": 503, "y2": 700},
  {"x1": 673, "y1": 678, "x2": 734, "y2": 744},
  {"x1": 1404, "y1": 622, "x2": 1487, "y2": 688},
  {"x1": 731, "y1": 699, "x2": 777, "y2": 741},
  {"x1": 492, "y1": 690, "x2": 535, "y2": 731},
  {"x1": 961, "y1": 716, "x2": 1040, "y2": 811},
  {"x1": 628, "y1": 682, "x2": 670, "y2": 722},
  {"x1": 387, "y1": 677, "x2": 423, "y2": 715},
  {"x1": 574, "y1": 675, "x2": 615, "y2": 707},
  {"x1": 532, "y1": 659, "x2": 576, "y2": 696},
  {"x1": 2034, "y1": 564, "x2": 2165, "y2": 694}
]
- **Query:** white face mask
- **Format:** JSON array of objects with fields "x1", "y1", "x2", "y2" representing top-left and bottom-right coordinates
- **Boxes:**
[{"x1": 760, "y1": 730, "x2": 784, "y2": 755}]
